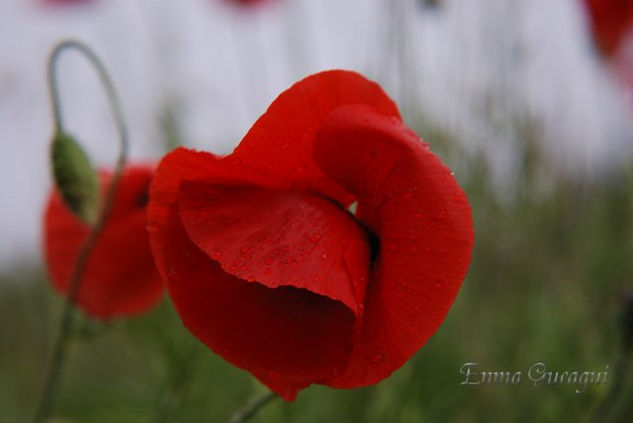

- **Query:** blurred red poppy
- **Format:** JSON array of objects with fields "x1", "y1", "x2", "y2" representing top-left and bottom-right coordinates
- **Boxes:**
[
  {"x1": 222, "y1": 0, "x2": 271, "y2": 8},
  {"x1": 41, "y1": 0, "x2": 94, "y2": 6},
  {"x1": 582, "y1": 0, "x2": 633, "y2": 57},
  {"x1": 44, "y1": 164, "x2": 163, "y2": 320},
  {"x1": 148, "y1": 71, "x2": 473, "y2": 400}
]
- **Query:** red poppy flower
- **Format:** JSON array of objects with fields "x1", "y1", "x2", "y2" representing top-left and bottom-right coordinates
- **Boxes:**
[
  {"x1": 582, "y1": 0, "x2": 633, "y2": 57},
  {"x1": 148, "y1": 70, "x2": 474, "y2": 400},
  {"x1": 41, "y1": 0, "x2": 94, "y2": 6},
  {"x1": 44, "y1": 164, "x2": 163, "y2": 320},
  {"x1": 222, "y1": 0, "x2": 272, "y2": 8}
]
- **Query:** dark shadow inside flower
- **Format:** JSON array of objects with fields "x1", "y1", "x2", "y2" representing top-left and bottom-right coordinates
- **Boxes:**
[{"x1": 134, "y1": 182, "x2": 150, "y2": 208}]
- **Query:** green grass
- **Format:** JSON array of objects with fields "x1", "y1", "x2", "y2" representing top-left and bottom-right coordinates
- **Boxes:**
[{"x1": 2, "y1": 155, "x2": 632, "y2": 422}]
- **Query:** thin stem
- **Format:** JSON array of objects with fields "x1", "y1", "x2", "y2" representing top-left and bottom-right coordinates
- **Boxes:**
[
  {"x1": 587, "y1": 350, "x2": 633, "y2": 423},
  {"x1": 227, "y1": 391, "x2": 278, "y2": 423},
  {"x1": 33, "y1": 39, "x2": 129, "y2": 423},
  {"x1": 148, "y1": 339, "x2": 199, "y2": 423}
]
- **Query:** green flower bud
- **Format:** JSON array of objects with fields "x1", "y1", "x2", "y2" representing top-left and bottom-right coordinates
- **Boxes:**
[{"x1": 51, "y1": 132, "x2": 99, "y2": 224}]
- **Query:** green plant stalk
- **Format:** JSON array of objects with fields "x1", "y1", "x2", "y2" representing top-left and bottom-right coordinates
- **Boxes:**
[
  {"x1": 228, "y1": 390, "x2": 278, "y2": 423},
  {"x1": 32, "y1": 39, "x2": 129, "y2": 423}
]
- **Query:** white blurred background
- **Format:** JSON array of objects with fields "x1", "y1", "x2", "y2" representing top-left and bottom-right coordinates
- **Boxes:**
[{"x1": 1, "y1": 0, "x2": 632, "y2": 270}]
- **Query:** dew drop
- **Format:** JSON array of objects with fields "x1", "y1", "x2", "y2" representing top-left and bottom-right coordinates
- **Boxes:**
[
  {"x1": 371, "y1": 353, "x2": 384, "y2": 363},
  {"x1": 240, "y1": 246, "x2": 250, "y2": 254},
  {"x1": 321, "y1": 253, "x2": 328, "y2": 260},
  {"x1": 310, "y1": 233, "x2": 321, "y2": 243},
  {"x1": 268, "y1": 370, "x2": 281, "y2": 380},
  {"x1": 210, "y1": 251, "x2": 222, "y2": 260}
]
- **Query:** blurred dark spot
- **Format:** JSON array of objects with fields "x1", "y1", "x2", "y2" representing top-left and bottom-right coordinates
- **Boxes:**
[
  {"x1": 419, "y1": 0, "x2": 441, "y2": 10},
  {"x1": 621, "y1": 290, "x2": 633, "y2": 352},
  {"x1": 365, "y1": 226, "x2": 381, "y2": 266},
  {"x1": 136, "y1": 183, "x2": 150, "y2": 208}
]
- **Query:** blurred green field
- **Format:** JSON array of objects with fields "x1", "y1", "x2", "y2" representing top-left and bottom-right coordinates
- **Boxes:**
[{"x1": 2, "y1": 135, "x2": 633, "y2": 423}]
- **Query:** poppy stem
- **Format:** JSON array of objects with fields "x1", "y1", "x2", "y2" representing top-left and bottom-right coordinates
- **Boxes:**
[
  {"x1": 148, "y1": 338, "x2": 200, "y2": 423},
  {"x1": 33, "y1": 39, "x2": 129, "y2": 423},
  {"x1": 227, "y1": 390, "x2": 278, "y2": 423}
]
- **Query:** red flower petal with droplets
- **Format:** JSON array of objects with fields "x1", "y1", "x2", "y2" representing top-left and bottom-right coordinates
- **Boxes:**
[
  {"x1": 148, "y1": 70, "x2": 473, "y2": 400},
  {"x1": 44, "y1": 165, "x2": 163, "y2": 319}
]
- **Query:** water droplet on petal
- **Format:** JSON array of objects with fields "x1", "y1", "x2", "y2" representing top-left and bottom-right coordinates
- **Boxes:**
[
  {"x1": 268, "y1": 370, "x2": 281, "y2": 380},
  {"x1": 321, "y1": 253, "x2": 328, "y2": 260},
  {"x1": 371, "y1": 352, "x2": 384, "y2": 363},
  {"x1": 240, "y1": 246, "x2": 250, "y2": 254},
  {"x1": 310, "y1": 233, "x2": 321, "y2": 243},
  {"x1": 210, "y1": 251, "x2": 222, "y2": 260}
]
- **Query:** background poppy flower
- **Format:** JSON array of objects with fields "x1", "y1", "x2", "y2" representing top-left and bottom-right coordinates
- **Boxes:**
[
  {"x1": 41, "y1": 0, "x2": 95, "y2": 6},
  {"x1": 148, "y1": 70, "x2": 473, "y2": 400},
  {"x1": 44, "y1": 164, "x2": 163, "y2": 320},
  {"x1": 582, "y1": 0, "x2": 633, "y2": 57}
]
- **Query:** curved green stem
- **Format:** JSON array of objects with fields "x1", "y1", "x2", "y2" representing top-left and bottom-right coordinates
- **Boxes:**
[
  {"x1": 227, "y1": 391, "x2": 278, "y2": 423},
  {"x1": 33, "y1": 39, "x2": 129, "y2": 423}
]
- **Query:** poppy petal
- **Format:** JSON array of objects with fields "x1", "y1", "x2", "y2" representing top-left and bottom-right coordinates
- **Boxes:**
[
  {"x1": 44, "y1": 165, "x2": 163, "y2": 319},
  {"x1": 313, "y1": 105, "x2": 474, "y2": 387},
  {"x1": 148, "y1": 147, "x2": 266, "y2": 278},
  {"x1": 232, "y1": 70, "x2": 402, "y2": 205},
  {"x1": 158, "y1": 207, "x2": 356, "y2": 400},
  {"x1": 177, "y1": 180, "x2": 370, "y2": 315}
]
